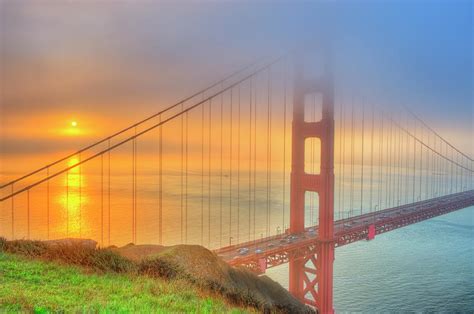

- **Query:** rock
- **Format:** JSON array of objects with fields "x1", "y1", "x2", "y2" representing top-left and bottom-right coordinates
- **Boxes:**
[
  {"x1": 43, "y1": 238, "x2": 97, "y2": 250},
  {"x1": 112, "y1": 244, "x2": 165, "y2": 262}
]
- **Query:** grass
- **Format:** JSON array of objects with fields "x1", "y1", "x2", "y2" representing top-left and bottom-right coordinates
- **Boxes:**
[
  {"x1": 0, "y1": 238, "x2": 312, "y2": 313},
  {"x1": 0, "y1": 252, "x2": 246, "y2": 313}
]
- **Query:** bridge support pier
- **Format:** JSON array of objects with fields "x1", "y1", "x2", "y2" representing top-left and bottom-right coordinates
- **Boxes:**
[{"x1": 289, "y1": 52, "x2": 335, "y2": 314}]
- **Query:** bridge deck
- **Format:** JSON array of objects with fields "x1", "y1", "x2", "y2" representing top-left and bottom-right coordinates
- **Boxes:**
[{"x1": 215, "y1": 190, "x2": 474, "y2": 273}]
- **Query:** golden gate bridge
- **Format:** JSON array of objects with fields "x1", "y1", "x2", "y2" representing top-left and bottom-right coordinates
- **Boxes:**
[{"x1": 1, "y1": 52, "x2": 473, "y2": 313}]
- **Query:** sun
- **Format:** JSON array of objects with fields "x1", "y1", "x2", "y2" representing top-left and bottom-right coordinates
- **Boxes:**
[{"x1": 71, "y1": 121, "x2": 78, "y2": 127}]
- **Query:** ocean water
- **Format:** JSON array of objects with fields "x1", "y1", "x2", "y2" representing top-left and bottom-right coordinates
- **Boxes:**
[
  {"x1": 2, "y1": 156, "x2": 473, "y2": 311},
  {"x1": 266, "y1": 206, "x2": 474, "y2": 312}
]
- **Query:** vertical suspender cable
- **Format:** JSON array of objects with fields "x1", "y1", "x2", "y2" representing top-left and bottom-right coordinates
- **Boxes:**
[
  {"x1": 47, "y1": 168, "x2": 50, "y2": 239},
  {"x1": 201, "y1": 102, "x2": 205, "y2": 245},
  {"x1": 412, "y1": 120, "x2": 416, "y2": 202},
  {"x1": 159, "y1": 120, "x2": 163, "y2": 244},
  {"x1": 253, "y1": 76, "x2": 258, "y2": 239},
  {"x1": 79, "y1": 154, "x2": 82, "y2": 237},
  {"x1": 405, "y1": 114, "x2": 410, "y2": 203},
  {"x1": 11, "y1": 184, "x2": 14, "y2": 239},
  {"x1": 360, "y1": 102, "x2": 365, "y2": 215},
  {"x1": 388, "y1": 114, "x2": 392, "y2": 207},
  {"x1": 450, "y1": 148, "x2": 454, "y2": 193},
  {"x1": 378, "y1": 112, "x2": 384, "y2": 216},
  {"x1": 237, "y1": 86, "x2": 241, "y2": 243},
  {"x1": 396, "y1": 114, "x2": 401, "y2": 205},
  {"x1": 341, "y1": 103, "x2": 346, "y2": 219},
  {"x1": 208, "y1": 99, "x2": 212, "y2": 246},
  {"x1": 310, "y1": 96, "x2": 315, "y2": 224},
  {"x1": 25, "y1": 188, "x2": 29, "y2": 239},
  {"x1": 282, "y1": 63, "x2": 287, "y2": 230},
  {"x1": 339, "y1": 102, "x2": 344, "y2": 220},
  {"x1": 132, "y1": 131, "x2": 135, "y2": 243},
  {"x1": 181, "y1": 104, "x2": 184, "y2": 242},
  {"x1": 11, "y1": 183, "x2": 15, "y2": 240},
  {"x1": 229, "y1": 89, "x2": 233, "y2": 244},
  {"x1": 419, "y1": 130, "x2": 423, "y2": 199},
  {"x1": 220, "y1": 88, "x2": 223, "y2": 246},
  {"x1": 101, "y1": 154, "x2": 104, "y2": 245},
  {"x1": 266, "y1": 68, "x2": 272, "y2": 236},
  {"x1": 108, "y1": 140, "x2": 111, "y2": 245},
  {"x1": 134, "y1": 128, "x2": 138, "y2": 243},
  {"x1": 250, "y1": 78, "x2": 254, "y2": 240},
  {"x1": 185, "y1": 112, "x2": 189, "y2": 243},
  {"x1": 66, "y1": 170, "x2": 69, "y2": 236},
  {"x1": 369, "y1": 104, "x2": 374, "y2": 214},
  {"x1": 350, "y1": 101, "x2": 354, "y2": 217}
]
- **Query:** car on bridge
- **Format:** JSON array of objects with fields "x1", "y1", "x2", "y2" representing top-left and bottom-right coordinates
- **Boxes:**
[{"x1": 237, "y1": 248, "x2": 249, "y2": 255}]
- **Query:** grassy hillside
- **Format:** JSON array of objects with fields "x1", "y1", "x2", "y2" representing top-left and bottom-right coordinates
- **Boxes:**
[
  {"x1": 0, "y1": 239, "x2": 312, "y2": 313},
  {"x1": 0, "y1": 252, "x2": 244, "y2": 313}
]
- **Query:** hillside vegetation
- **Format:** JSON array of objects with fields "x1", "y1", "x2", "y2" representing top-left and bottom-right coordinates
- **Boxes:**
[{"x1": 0, "y1": 238, "x2": 313, "y2": 313}]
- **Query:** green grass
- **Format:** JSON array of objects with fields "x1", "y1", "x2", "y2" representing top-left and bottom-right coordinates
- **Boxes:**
[{"x1": 0, "y1": 252, "x2": 247, "y2": 313}]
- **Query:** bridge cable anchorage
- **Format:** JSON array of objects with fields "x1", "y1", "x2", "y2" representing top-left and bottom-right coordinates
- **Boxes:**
[{"x1": 0, "y1": 56, "x2": 272, "y2": 191}]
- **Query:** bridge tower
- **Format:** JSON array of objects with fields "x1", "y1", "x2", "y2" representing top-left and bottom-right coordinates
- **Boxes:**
[{"x1": 289, "y1": 51, "x2": 335, "y2": 314}]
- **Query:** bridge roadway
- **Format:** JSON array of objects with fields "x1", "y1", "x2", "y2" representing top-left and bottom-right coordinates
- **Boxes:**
[{"x1": 215, "y1": 190, "x2": 474, "y2": 273}]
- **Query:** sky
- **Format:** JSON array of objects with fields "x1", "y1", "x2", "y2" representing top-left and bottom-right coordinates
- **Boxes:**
[{"x1": 1, "y1": 0, "x2": 473, "y2": 172}]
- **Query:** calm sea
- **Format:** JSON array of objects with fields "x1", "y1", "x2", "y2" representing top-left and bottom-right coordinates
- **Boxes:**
[{"x1": 2, "y1": 158, "x2": 473, "y2": 312}]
